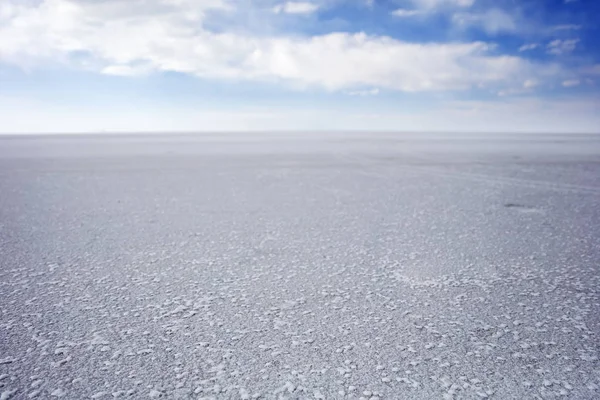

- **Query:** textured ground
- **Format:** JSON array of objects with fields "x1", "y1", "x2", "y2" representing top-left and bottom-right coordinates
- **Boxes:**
[{"x1": 0, "y1": 132, "x2": 599, "y2": 399}]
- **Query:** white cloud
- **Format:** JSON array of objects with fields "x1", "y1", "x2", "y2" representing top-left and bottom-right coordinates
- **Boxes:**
[
  {"x1": 243, "y1": 35, "x2": 548, "y2": 92},
  {"x1": 581, "y1": 64, "x2": 600, "y2": 75},
  {"x1": 346, "y1": 88, "x2": 380, "y2": 96},
  {"x1": 412, "y1": 0, "x2": 475, "y2": 10},
  {"x1": 272, "y1": 2, "x2": 319, "y2": 15},
  {"x1": 452, "y1": 8, "x2": 581, "y2": 38},
  {"x1": 101, "y1": 64, "x2": 149, "y2": 76},
  {"x1": 519, "y1": 43, "x2": 539, "y2": 52},
  {"x1": 452, "y1": 8, "x2": 517, "y2": 35},
  {"x1": 562, "y1": 79, "x2": 580, "y2": 87},
  {"x1": 391, "y1": 9, "x2": 423, "y2": 17},
  {"x1": 0, "y1": 0, "x2": 562, "y2": 94},
  {"x1": 552, "y1": 24, "x2": 582, "y2": 31},
  {"x1": 547, "y1": 39, "x2": 579, "y2": 55},
  {"x1": 496, "y1": 79, "x2": 540, "y2": 96},
  {"x1": 394, "y1": 0, "x2": 474, "y2": 17}
]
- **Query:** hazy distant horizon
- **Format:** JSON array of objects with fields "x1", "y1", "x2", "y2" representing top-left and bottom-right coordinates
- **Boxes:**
[{"x1": 0, "y1": 129, "x2": 600, "y2": 137}]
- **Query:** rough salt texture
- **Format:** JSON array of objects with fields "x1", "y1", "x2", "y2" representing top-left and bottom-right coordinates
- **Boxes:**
[{"x1": 0, "y1": 132, "x2": 599, "y2": 399}]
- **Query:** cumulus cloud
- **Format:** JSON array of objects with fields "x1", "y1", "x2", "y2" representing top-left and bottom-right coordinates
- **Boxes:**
[
  {"x1": 519, "y1": 43, "x2": 539, "y2": 52},
  {"x1": 552, "y1": 24, "x2": 581, "y2": 31},
  {"x1": 395, "y1": 0, "x2": 473, "y2": 16},
  {"x1": 562, "y1": 79, "x2": 580, "y2": 87},
  {"x1": 101, "y1": 64, "x2": 150, "y2": 76},
  {"x1": 412, "y1": 0, "x2": 475, "y2": 10},
  {"x1": 452, "y1": 8, "x2": 517, "y2": 35},
  {"x1": 523, "y1": 79, "x2": 539, "y2": 89},
  {"x1": 581, "y1": 65, "x2": 600, "y2": 75},
  {"x1": 547, "y1": 39, "x2": 579, "y2": 55},
  {"x1": 391, "y1": 9, "x2": 423, "y2": 18},
  {"x1": 0, "y1": 0, "x2": 561, "y2": 93},
  {"x1": 496, "y1": 79, "x2": 540, "y2": 96},
  {"x1": 346, "y1": 88, "x2": 380, "y2": 96},
  {"x1": 272, "y1": 2, "x2": 319, "y2": 15},
  {"x1": 244, "y1": 35, "x2": 551, "y2": 92}
]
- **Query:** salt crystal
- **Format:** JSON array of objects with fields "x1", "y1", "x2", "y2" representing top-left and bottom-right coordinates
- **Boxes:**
[
  {"x1": 50, "y1": 389, "x2": 66, "y2": 397},
  {"x1": 0, "y1": 389, "x2": 18, "y2": 400}
]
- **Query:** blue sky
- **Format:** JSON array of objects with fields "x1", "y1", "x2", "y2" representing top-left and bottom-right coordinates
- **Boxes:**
[{"x1": 0, "y1": 0, "x2": 599, "y2": 133}]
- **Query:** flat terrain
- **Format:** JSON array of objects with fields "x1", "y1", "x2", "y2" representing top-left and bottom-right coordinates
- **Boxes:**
[{"x1": 1, "y1": 132, "x2": 599, "y2": 399}]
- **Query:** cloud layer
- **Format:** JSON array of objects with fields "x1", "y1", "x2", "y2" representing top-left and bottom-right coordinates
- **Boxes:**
[
  {"x1": 0, "y1": 0, "x2": 565, "y2": 94},
  {"x1": 272, "y1": 2, "x2": 319, "y2": 15}
]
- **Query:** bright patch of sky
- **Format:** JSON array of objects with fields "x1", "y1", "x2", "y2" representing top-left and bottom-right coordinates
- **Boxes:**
[{"x1": 0, "y1": 0, "x2": 599, "y2": 133}]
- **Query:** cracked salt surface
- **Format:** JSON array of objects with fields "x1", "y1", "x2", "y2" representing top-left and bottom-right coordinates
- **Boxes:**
[{"x1": 0, "y1": 132, "x2": 599, "y2": 399}]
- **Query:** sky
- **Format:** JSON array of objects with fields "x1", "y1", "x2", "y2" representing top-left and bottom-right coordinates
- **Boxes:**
[{"x1": 0, "y1": 0, "x2": 599, "y2": 133}]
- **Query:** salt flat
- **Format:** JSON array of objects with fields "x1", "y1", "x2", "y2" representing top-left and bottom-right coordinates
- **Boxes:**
[{"x1": 0, "y1": 132, "x2": 599, "y2": 399}]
